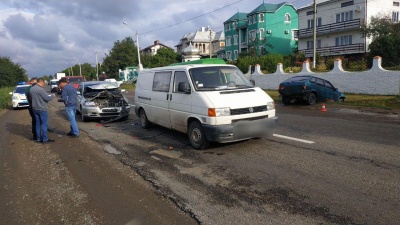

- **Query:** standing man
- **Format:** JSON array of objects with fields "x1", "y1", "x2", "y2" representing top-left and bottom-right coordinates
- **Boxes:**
[
  {"x1": 58, "y1": 77, "x2": 79, "y2": 138},
  {"x1": 26, "y1": 77, "x2": 37, "y2": 140},
  {"x1": 30, "y1": 78, "x2": 55, "y2": 143}
]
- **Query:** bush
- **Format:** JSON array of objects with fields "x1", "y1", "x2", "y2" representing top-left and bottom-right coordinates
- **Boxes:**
[{"x1": 0, "y1": 87, "x2": 13, "y2": 110}]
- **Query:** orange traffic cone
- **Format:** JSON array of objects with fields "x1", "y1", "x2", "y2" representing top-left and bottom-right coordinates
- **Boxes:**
[{"x1": 321, "y1": 103, "x2": 327, "y2": 112}]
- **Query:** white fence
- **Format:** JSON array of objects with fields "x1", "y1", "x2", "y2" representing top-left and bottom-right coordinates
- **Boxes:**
[{"x1": 248, "y1": 56, "x2": 400, "y2": 95}]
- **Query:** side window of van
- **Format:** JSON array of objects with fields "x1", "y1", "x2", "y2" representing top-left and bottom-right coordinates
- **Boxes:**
[
  {"x1": 173, "y1": 71, "x2": 189, "y2": 93},
  {"x1": 152, "y1": 72, "x2": 172, "y2": 92}
]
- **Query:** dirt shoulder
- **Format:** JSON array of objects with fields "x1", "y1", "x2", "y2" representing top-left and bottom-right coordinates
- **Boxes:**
[{"x1": 0, "y1": 105, "x2": 197, "y2": 225}]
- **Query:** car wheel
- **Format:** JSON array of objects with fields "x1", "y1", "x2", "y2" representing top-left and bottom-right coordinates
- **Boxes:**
[
  {"x1": 188, "y1": 121, "x2": 210, "y2": 150},
  {"x1": 282, "y1": 96, "x2": 291, "y2": 105},
  {"x1": 339, "y1": 98, "x2": 345, "y2": 103},
  {"x1": 80, "y1": 107, "x2": 87, "y2": 122},
  {"x1": 139, "y1": 109, "x2": 151, "y2": 129},
  {"x1": 307, "y1": 93, "x2": 317, "y2": 105}
]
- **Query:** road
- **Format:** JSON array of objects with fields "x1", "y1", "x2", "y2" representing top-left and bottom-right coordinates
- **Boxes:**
[{"x1": 1, "y1": 87, "x2": 399, "y2": 225}]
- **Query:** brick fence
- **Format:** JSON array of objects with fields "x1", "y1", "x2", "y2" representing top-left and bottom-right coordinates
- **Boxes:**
[{"x1": 247, "y1": 56, "x2": 400, "y2": 95}]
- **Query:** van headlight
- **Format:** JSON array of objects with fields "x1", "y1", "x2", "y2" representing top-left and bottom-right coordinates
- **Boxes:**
[
  {"x1": 84, "y1": 101, "x2": 96, "y2": 107},
  {"x1": 208, "y1": 108, "x2": 230, "y2": 117},
  {"x1": 267, "y1": 101, "x2": 275, "y2": 110}
]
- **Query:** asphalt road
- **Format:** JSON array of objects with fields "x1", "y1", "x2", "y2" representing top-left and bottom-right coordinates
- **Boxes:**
[{"x1": 1, "y1": 86, "x2": 399, "y2": 225}]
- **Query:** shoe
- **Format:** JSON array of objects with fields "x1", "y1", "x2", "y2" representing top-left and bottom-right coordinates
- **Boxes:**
[
  {"x1": 69, "y1": 135, "x2": 79, "y2": 138},
  {"x1": 67, "y1": 132, "x2": 74, "y2": 136},
  {"x1": 42, "y1": 139, "x2": 55, "y2": 143}
]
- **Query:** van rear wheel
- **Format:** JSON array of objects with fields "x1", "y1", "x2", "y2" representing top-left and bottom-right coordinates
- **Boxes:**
[
  {"x1": 139, "y1": 109, "x2": 151, "y2": 129},
  {"x1": 188, "y1": 121, "x2": 210, "y2": 150}
]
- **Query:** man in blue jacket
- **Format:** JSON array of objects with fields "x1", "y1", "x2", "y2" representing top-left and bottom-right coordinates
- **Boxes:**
[{"x1": 58, "y1": 77, "x2": 79, "y2": 138}]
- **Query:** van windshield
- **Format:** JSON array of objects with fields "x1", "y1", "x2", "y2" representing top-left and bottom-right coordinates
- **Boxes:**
[{"x1": 189, "y1": 66, "x2": 252, "y2": 91}]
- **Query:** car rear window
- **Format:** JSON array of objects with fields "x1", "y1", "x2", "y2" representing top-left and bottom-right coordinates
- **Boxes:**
[{"x1": 285, "y1": 76, "x2": 310, "y2": 82}]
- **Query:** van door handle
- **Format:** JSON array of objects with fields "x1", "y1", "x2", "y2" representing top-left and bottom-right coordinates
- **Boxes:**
[
  {"x1": 170, "y1": 94, "x2": 172, "y2": 101},
  {"x1": 166, "y1": 94, "x2": 169, "y2": 100}
]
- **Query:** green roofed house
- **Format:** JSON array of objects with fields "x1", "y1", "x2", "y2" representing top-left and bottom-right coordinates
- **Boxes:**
[{"x1": 223, "y1": 2, "x2": 298, "y2": 60}]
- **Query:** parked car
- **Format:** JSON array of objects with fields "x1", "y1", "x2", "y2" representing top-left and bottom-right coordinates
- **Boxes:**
[
  {"x1": 278, "y1": 76, "x2": 345, "y2": 105},
  {"x1": 49, "y1": 79, "x2": 59, "y2": 92},
  {"x1": 9, "y1": 84, "x2": 30, "y2": 109},
  {"x1": 76, "y1": 81, "x2": 130, "y2": 122}
]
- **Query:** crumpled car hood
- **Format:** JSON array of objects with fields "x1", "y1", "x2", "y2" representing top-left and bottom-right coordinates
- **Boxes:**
[{"x1": 87, "y1": 82, "x2": 119, "y2": 90}]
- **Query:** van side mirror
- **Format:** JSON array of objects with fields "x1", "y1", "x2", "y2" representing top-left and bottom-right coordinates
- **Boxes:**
[{"x1": 178, "y1": 82, "x2": 191, "y2": 93}]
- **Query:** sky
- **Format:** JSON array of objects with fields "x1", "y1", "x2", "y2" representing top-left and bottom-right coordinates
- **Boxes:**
[{"x1": 0, "y1": 0, "x2": 312, "y2": 77}]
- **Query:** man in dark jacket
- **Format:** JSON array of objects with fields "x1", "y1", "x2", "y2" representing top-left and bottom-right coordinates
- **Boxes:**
[
  {"x1": 26, "y1": 77, "x2": 37, "y2": 140},
  {"x1": 30, "y1": 78, "x2": 55, "y2": 143},
  {"x1": 58, "y1": 77, "x2": 79, "y2": 137}
]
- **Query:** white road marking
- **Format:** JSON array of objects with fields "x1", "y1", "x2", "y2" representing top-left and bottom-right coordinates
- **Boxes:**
[{"x1": 273, "y1": 134, "x2": 315, "y2": 144}]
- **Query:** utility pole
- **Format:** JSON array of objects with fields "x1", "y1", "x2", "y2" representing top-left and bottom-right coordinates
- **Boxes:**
[
  {"x1": 95, "y1": 51, "x2": 99, "y2": 81},
  {"x1": 312, "y1": 0, "x2": 317, "y2": 68},
  {"x1": 209, "y1": 28, "x2": 212, "y2": 58}
]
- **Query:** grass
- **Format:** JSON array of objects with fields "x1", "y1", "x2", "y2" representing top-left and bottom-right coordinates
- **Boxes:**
[
  {"x1": 265, "y1": 90, "x2": 400, "y2": 110},
  {"x1": 0, "y1": 87, "x2": 14, "y2": 110},
  {"x1": 120, "y1": 83, "x2": 136, "y2": 91}
]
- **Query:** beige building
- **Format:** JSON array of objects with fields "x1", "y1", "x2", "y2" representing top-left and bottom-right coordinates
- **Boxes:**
[
  {"x1": 176, "y1": 27, "x2": 225, "y2": 58},
  {"x1": 141, "y1": 40, "x2": 173, "y2": 56}
]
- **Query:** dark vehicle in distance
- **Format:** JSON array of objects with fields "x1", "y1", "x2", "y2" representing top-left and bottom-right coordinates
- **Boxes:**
[{"x1": 278, "y1": 76, "x2": 345, "y2": 105}]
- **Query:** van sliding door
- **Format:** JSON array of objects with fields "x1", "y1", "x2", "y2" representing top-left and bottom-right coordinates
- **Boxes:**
[{"x1": 151, "y1": 71, "x2": 172, "y2": 128}]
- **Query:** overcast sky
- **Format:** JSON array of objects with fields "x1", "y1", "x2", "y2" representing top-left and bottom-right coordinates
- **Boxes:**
[{"x1": 0, "y1": 0, "x2": 312, "y2": 77}]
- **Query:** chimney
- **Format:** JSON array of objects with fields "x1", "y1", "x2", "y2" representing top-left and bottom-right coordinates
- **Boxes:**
[{"x1": 154, "y1": 40, "x2": 160, "y2": 45}]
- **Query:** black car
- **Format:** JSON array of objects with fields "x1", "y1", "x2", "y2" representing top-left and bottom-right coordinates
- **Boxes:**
[{"x1": 278, "y1": 76, "x2": 345, "y2": 105}]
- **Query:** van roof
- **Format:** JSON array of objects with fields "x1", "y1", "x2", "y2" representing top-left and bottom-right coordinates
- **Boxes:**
[
  {"x1": 139, "y1": 63, "x2": 237, "y2": 73},
  {"x1": 169, "y1": 58, "x2": 226, "y2": 66}
]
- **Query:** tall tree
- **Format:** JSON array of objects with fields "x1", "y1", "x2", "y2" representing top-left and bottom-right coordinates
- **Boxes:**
[
  {"x1": 362, "y1": 15, "x2": 400, "y2": 67},
  {"x1": 102, "y1": 37, "x2": 138, "y2": 78},
  {"x1": 0, "y1": 56, "x2": 28, "y2": 87}
]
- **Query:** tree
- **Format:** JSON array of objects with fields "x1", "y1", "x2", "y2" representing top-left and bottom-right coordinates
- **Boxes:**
[
  {"x1": 102, "y1": 37, "x2": 138, "y2": 78},
  {"x1": 0, "y1": 56, "x2": 28, "y2": 87},
  {"x1": 150, "y1": 48, "x2": 179, "y2": 67},
  {"x1": 362, "y1": 15, "x2": 400, "y2": 67}
]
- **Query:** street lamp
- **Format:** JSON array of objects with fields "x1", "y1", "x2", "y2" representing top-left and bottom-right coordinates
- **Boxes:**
[
  {"x1": 90, "y1": 45, "x2": 99, "y2": 81},
  {"x1": 123, "y1": 21, "x2": 142, "y2": 70}
]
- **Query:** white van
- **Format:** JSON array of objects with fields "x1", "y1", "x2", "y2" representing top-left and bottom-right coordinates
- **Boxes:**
[
  {"x1": 49, "y1": 79, "x2": 59, "y2": 92},
  {"x1": 134, "y1": 64, "x2": 278, "y2": 149}
]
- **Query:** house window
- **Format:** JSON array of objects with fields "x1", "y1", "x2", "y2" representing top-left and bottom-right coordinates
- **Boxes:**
[
  {"x1": 307, "y1": 18, "x2": 322, "y2": 28},
  {"x1": 393, "y1": 11, "x2": 399, "y2": 22},
  {"x1": 394, "y1": 1, "x2": 400, "y2": 6},
  {"x1": 226, "y1": 51, "x2": 232, "y2": 60},
  {"x1": 341, "y1": 0, "x2": 354, "y2": 7},
  {"x1": 292, "y1": 29, "x2": 299, "y2": 40},
  {"x1": 306, "y1": 10, "x2": 314, "y2": 16},
  {"x1": 336, "y1": 11, "x2": 353, "y2": 22},
  {"x1": 233, "y1": 35, "x2": 238, "y2": 45},
  {"x1": 284, "y1": 13, "x2": 291, "y2": 22},
  {"x1": 253, "y1": 15, "x2": 256, "y2": 24},
  {"x1": 234, "y1": 50, "x2": 238, "y2": 60},
  {"x1": 307, "y1": 40, "x2": 321, "y2": 49},
  {"x1": 248, "y1": 17, "x2": 252, "y2": 25},
  {"x1": 260, "y1": 46, "x2": 265, "y2": 55},
  {"x1": 249, "y1": 30, "x2": 256, "y2": 41},
  {"x1": 259, "y1": 13, "x2": 264, "y2": 22},
  {"x1": 335, "y1": 35, "x2": 353, "y2": 46},
  {"x1": 203, "y1": 44, "x2": 205, "y2": 53},
  {"x1": 226, "y1": 36, "x2": 231, "y2": 46},
  {"x1": 259, "y1": 28, "x2": 265, "y2": 40},
  {"x1": 232, "y1": 22, "x2": 236, "y2": 29}
]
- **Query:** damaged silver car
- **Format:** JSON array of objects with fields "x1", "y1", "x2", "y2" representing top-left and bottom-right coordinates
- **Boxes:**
[{"x1": 76, "y1": 81, "x2": 130, "y2": 122}]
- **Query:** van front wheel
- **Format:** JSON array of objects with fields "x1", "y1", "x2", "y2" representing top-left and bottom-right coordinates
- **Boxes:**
[
  {"x1": 188, "y1": 121, "x2": 210, "y2": 150},
  {"x1": 139, "y1": 109, "x2": 151, "y2": 129}
]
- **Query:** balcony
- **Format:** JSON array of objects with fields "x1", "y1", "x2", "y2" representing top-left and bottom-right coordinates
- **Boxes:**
[
  {"x1": 298, "y1": 43, "x2": 365, "y2": 57},
  {"x1": 297, "y1": 19, "x2": 363, "y2": 38},
  {"x1": 240, "y1": 42, "x2": 248, "y2": 49}
]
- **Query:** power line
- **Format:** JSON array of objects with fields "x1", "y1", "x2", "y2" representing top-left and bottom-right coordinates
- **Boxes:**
[{"x1": 140, "y1": 0, "x2": 244, "y2": 35}]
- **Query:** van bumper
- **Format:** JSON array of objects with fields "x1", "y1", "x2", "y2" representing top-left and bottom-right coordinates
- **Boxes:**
[{"x1": 202, "y1": 116, "x2": 278, "y2": 143}]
